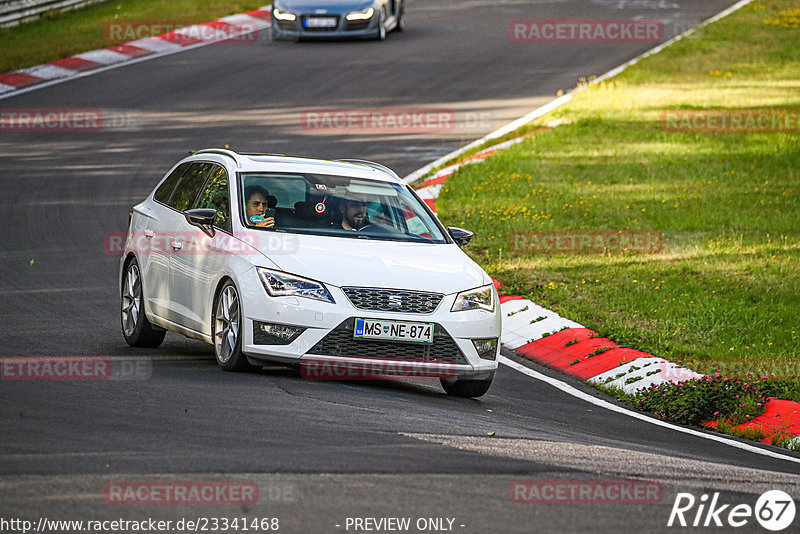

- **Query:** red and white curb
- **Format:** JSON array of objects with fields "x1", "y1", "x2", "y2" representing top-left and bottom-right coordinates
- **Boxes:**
[
  {"x1": 411, "y1": 101, "x2": 800, "y2": 449},
  {"x1": 0, "y1": 6, "x2": 272, "y2": 98}
]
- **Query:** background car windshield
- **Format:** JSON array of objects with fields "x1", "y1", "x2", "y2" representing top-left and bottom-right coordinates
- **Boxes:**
[{"x1": 240, "y1": 172, "x2": 447, "y2": 243}]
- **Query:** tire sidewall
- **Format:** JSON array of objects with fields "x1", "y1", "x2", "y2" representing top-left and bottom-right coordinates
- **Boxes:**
[
  {"x1": 213, "y1": 280, "x2": 248, "y2": 371},
  {"x1": 378, "y1": 6, "x2": 387, "y2": 40},
  {"x1": 121, "y1": 258, "x2": 143, "y2": 343}
]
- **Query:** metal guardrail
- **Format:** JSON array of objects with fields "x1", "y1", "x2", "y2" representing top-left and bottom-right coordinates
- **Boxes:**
[{"x1": 0, "y1": 0, "x2": 107, "y2": 29}]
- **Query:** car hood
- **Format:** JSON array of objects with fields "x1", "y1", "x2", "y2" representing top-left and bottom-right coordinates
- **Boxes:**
[
  {"x1": 275, "y1": 0, "x2": 373, "y2": 15},
  {"x1": 260, "y1": 233, "x2": 488, "y2": 295}
]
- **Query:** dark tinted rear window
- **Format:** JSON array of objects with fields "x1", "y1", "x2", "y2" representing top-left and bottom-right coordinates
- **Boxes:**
[
  {"x1": 170, "y1": 163, "x2": 214, "y2": 211},
  {"x1": 153, "y1": 162, "x2": 190, "y2": 205}
]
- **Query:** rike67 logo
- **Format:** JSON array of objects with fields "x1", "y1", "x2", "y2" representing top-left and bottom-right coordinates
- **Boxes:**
[{"x1": 668, "y1": 490, "x2": 795, "y2": 531}]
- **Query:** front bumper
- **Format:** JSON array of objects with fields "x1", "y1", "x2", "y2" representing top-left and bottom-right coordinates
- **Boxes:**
[
  {"x1": 239, "y1": 268, "x2": 500, "y2": 378},
  {"x1": 272, "y1": 13, "x2": 380, "y2": 39}
]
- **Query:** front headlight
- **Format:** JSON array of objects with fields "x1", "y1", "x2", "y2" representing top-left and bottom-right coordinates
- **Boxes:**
[
  {"x1": 451, "y1": 284, "x2": 495, "y2": 313},
  {"x1": 256, "y1": 267, "x2": 335, "y2": 304},
  {"x1": 273, "y1": 7, "x2": 297, "y2": 21},
  {"x1": 346, "y1": 7, "x2": 374, "y2": 20}
]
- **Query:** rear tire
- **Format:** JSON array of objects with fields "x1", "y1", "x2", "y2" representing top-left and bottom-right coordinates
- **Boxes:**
[
  {"x1": 121, "y1": 258, "x2": 166, "y2": 348},
  {"x1": 440, "y1": 372, "x2": 494, "y2": 398},
  {"x1": 213, "y1": 280, "x2": 254, "y2": 372}
]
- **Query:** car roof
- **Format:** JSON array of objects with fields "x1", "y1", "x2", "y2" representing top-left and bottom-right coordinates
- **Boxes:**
[{"x1": 187, "y1": 148, "x2": 403, "y2": 184}]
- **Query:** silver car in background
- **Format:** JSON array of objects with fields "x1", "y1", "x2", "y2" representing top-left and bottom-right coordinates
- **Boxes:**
[{"x1": 271, "y1": 0, "x2": 405, "y2": 41}]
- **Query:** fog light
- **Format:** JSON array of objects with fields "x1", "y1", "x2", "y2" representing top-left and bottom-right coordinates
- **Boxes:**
[
  {"x1": 254, "y1": 321, "x2": 305, "y2": 345},
  {"x1": 472, "y1": 338, "x2": 498, "y2": 360}
]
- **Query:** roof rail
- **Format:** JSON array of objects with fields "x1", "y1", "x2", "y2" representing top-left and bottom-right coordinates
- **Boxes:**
[
  {"x1": 194, "y1": 148, "x2": 245, "y2": 168},
  {"x1": 336, "y1": 159, "x2": 400, "y2": 179}
]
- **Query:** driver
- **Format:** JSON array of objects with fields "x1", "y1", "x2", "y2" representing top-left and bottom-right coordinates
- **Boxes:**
[
  {"x1": 340, "y1": 198, "x2": 368, "y2": 231},
  {"x1": 244, "y1": 185, "x2": 275, "y2": 228}
]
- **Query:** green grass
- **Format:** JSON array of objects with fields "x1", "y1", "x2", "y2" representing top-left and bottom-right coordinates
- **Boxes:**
[
  {"x1": 0, "y1": 0, "x2": 270, "y2": 73},
  {"x1": 436, "y1": 0, "x2": 800, "y2": 378}
]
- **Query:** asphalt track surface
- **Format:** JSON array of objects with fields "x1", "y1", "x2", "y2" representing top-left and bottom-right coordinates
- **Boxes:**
[{"x1": 1, "y1": 1, "x2": 798, "y2": 532}]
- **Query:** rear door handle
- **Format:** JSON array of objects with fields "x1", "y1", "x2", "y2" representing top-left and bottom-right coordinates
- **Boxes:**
[
  {"x1": 144, "y1": 230, "x2": 154, "y2": 238},
  {"x1": 171, "y1": 241, "x2": 183, "y2": 251}
]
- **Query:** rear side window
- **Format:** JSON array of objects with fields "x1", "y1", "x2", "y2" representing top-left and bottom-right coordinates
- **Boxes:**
[
  {"x1": 195, "y1": 165, "x2": 231, "y2": 233},
  {"x1": 153, "y1": 162, "x2": 190, "y2": 204},
  {"x1": 169, "y1": 163, "x2": 214, "y2": 211}
]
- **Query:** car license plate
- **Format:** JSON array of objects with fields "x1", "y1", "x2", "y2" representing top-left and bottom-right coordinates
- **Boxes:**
[
  {"x1": 305, "y1": 17, "x2": 337, "y2": 28},
  {"x1": 354, "y1": 319, "x2": 434, "y2": 343}
]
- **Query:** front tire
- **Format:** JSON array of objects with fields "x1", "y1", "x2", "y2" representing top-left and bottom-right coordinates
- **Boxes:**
[
  {"x1": 440, "y1": 372, "x2": 494, "y2": 398},
  {"x1": 376, "y1": 6, "x2": 387, "y2": 40},
  {"x1": 213, "y1": 281, "x2": 254, "y2": 372},
  {"x1": 121, "y1": 258, "x2": 166, "y2": 348}
]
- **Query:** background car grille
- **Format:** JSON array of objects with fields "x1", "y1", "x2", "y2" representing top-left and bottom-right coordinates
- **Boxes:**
[
  {"x1": 342, "y1": 287, "x2": 443, "y2": 314},
  {"x1": 308, "y1": 318, "x2": 467, "y2": 364}
]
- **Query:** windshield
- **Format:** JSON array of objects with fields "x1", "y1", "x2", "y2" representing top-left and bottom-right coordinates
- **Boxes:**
[{"x1": 239, "y1": 172, "x2": 448, "y2": 243}]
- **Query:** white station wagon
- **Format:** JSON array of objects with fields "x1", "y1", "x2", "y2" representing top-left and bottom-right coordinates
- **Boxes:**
[{"x1": 120, "y1": 149, "x2": 500, "y2": 397}]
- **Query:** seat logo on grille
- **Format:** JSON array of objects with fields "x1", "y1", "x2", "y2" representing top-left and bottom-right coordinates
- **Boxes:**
[{"x1": 388, "y1": 295, "x2": 403, "y2": 308}]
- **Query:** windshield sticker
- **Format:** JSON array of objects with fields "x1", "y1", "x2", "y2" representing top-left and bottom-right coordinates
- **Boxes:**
[
  {"x1": 250, "y1": 215, "x2": 265, "y2": 224},
  {"x1": 314, "y1": 203, "x2": 327, "y2": 214},
  {"x1": 315, "y1": 184, "x2": 327, "y2": 190}
]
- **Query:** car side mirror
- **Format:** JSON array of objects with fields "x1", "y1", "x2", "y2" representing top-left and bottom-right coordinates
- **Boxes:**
[
  {"x1": 184, "y1": 208, "x2": 217, "y2": 236},
  {"x1": 447, "y1": 227, "x2": 473, "y2": 247}
]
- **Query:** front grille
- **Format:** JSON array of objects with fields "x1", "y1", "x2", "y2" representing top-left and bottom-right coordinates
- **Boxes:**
[
  {"x1": 301, "y1": 15, "x2": 340, "y2": 32},
  {"x1": 342, "y1": 287, "x2": 443, "y2": 314},
  {"x1": 308, "y1": 318, "x2": 467, "y2": 364}
]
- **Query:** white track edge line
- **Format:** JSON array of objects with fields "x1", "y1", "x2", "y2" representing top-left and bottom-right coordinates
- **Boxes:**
[
  {"x1": 403, "y1": 0, "x2": 754, "y2": 185},
  {"x1": 499, "y1": 355, "x2": 800, "y2": 465}
]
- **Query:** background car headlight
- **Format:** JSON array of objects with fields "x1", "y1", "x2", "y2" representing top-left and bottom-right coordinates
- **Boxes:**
[
  {"x1": 451, "y1": 285, "x2": 495, "y2": 312},
  {"x1": 273, "y1": 7, "x2": 296, "y2": 21},
  {"x1": 256, "y1": 267, "x2": 335, "y2": 304},
  {"x1": 346, "y1": 7, "x2": 374, "y2": 20}
]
